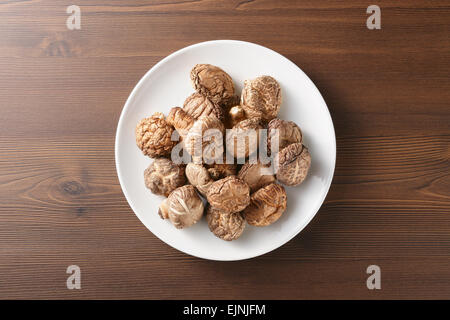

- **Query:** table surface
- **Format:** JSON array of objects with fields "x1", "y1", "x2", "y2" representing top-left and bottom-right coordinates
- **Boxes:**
[{"x1": 0, "y1": 0, "x2": 449, "y2": 299}]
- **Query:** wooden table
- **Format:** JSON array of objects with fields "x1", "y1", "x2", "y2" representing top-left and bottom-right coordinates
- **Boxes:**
[{"x1": 0, "y1": 0, "x2": 449, "y2": 299}]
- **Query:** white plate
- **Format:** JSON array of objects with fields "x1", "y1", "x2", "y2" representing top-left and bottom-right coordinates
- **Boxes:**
[{"x1": 115, "y1": 40, "x2": 336, "y2": 261}]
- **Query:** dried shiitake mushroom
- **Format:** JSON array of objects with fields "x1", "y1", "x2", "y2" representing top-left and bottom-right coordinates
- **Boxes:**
[
  {"x1": 144, "y1": 158, "x2": 186, "y2": 197},
  {"x1": 206, "y1": 206, "x2": 245, "y2": 241},
  {"x1": 243, "y1": 183, "x2": 287, "y2": 226},
  {"x1": 237, "y1": 161, "x2": 275, "y2": 193},
  {"x1": 158, "y1": 185, "x2": 204, "y2": 229},
  {"x1": 206, "y1": 162, "x2": 237, "y2": 180},
  {"x1": 267, "y1": 118, "x2": 302, "y2": 152},
  {"x1": 221, "y1": 95, "x2": 244, "y2": 128},
  {"x1": 185, "y1": 162, "x2": 213, "y2": 196},
  {"x1": 241, "y1": 76, "x2": 282, "y2": 121},
  {"x1": 190, "y1": 64, "x2": 235, "y2": 104},
  {"x1": 135, "y1": 112, "x2": 176, "y2": 158},
  {"x1": 184, "y1": 115, "x2": 225, "y2": 163},
  {"x1": 206, "y1": 176, "x2": 250, "y2": 214},
  {"x1": 226, "y1": 117, "x2": 264, "y2": 159},
  {"x1": 225, "y1": 105, "x2": 246, "y2": 129},
  {"x1": 274, "y1": 143, "x2": 311, "y2": 186},
  {"x1": 183, "y1": 92, "x2": 224, "y2": 122},
  {"x1": 166, "y1": 107, "x2": 194, "y2": 138},
  {"x1": 220, "y1": 94, "x2": 240, "y2": 110}
]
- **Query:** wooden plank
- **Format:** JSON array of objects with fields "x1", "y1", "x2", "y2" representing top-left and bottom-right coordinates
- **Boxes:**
[{"x1": 1, "y1": 257, "x2": 449, "y2": 299}]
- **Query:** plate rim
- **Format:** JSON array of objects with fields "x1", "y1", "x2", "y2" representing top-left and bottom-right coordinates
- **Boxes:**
[{"x1": 115, "y1": 39, "x2": 336, "y2": 261}]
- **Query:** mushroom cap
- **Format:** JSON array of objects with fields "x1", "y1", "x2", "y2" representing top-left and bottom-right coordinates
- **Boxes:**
[
  {"x1": 135, "y1": 112, "x2": 176, "y2": 158},
  {"x1": 144, "y1": 158, "x2": 186, "y2": 197},
  {"x1": 206, "y1": 206, "x2": 246, "y2": 241},
  {"x1": 184, "y1": 115, "x2": 225, "y2": 163},
  {"x1": 158, "y1": 198, "x2": 170, "y2": 219},
  {"x1": 237, "y1": 161, "x2": 275, "y2": 193},
  {"x1": 224, "y1": 104, "x2": 246, "y2": 129},
  {"x1": 206, "y1": 162, "x2": 237, "y2": 180},
  {"x1": 166, "y1": 107, "x2": 194, "y2": 137},
  {"x1": 185, "y1": 162, "x2": 213, "y2": 196},
  {"x1": 274, "y1": 143, "x2": 311, "y2": 186},
  {"x1": 241, "y1": 76, "x2": 282, "y2": 121},
  {"x1": 219, "y1": 94, "x2": 240, "y2": 110},
  {"x1": 243, "y1": 183, "x2": 287, "y2": 226},
  {"x1": 183, "y1": 92, "x2": 224, "y2": 122},
  {"x1": 159, "y1": 185, "x2": 204, "y2": 229},
  {"x1": 226, "y1": 117, "x2": 264, "y2": 159},
  {"x1": 190, "y1": 64, "x2": 235, "y2": 104},
  {"x1": 206, "y1": 176, "x2": 250, "y2": 214},
  {"x1": 267, "y1": 118, "x2": 302, "y2": 152}
]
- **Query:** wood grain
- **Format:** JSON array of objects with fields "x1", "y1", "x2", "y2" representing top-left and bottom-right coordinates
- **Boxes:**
[{"x1": 0, "y1": 0, "x2": 449, "y2": 299}]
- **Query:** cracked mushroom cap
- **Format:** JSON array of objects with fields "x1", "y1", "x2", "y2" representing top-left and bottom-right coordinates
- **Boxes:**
[
  {"x1": 267, "y1": 118, "x2": 302, "y2": 152},
  {"x1": 206, "y1": 176, "x2": 250, "y2": 214},
  {"x1": 243, "y1": 183, "x2": 287, "y2": 226},
  {"x1": 226, "y1": 117, "x2": 264, "y2": 159},
  {"x1": 144, "y1": 158, "x2": 186, "y2": 197},
  {"x1": 183, "y1": 92, "x2": 224, "y2": 122},
  {"x1": 237, "y1": 161, "x2": 275, "y2": 193},
  {"x1": 135, "y1": 112, "x2": 176, "y2": 158},
  {"x1": 241, "y1": 76, "x2": 282, "y2": 121},
  {"x1": 206, "y1": 161, "x2": 237, "y2": 180},
  {"x1": 158, "y1": 185, "x2": 204, "y2": 229},
  {"x1": 274, "y1": 143, "x2": 311, "y2": 186},
  {"x1": 185, "y1": 162, "x2": 213, "y2": 196},
  {"x1": 184, "y1": 115, "x2": 225, "y2": 163},
  {"x1": 219, "y1": 94, "x2": 240, "y2": 110},
  {"x1": 206, "y1": 206, "x2": 246, "y2": 241},
  {"x1": 190, "y1": 64, "x2": 235, "y2": 104},
  {"x1": 166, "y1": 107, "x2": 195, "y2": 138}
]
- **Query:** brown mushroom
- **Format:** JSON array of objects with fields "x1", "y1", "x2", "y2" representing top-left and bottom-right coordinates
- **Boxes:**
[
  {"x1": 267, "y1": 118, "x2": 302, "y2": 152},
  {"x1": 185, "y1": 162, "x2": 213, "y2": 196},
  {"x1": 206, "y1": 162, "x2": 237, "y2": 180},
  {"x1": 237, "y1": 161, "x2": 275, "y2": 193},
  {"x1": 135, "y1": 112, "x2": 176, "y2": 158},
  {"x1": 226, "y1": 117, "x2": 264, "y2": 159},
  {"x1": 224, "y1": 105, "x2": 246, "y2": 129},
  {"x1": 206, "y1": 176, "x2": 250, "y2": 214},
  {"x1": 203, "y1": 154, "x2": 237, "y2": 180},
  {"x1": 190, "y1": 64, "x2": 235, "y2": 104},
  {"x1": 158, "y1": 185, "x2": 204, "y2": 229},
  {"x1": 183, "y1": 92, "x2": 224, "y2": 122},
  {"x1": 243, "y1": 183, "x2": 287, "y2": 226},
  {"x1": 241, "y1": 76, "x2": 282, "y2": 121},
  {"x1": 206, "y1": 206, "x2": 245, "y2": 241},
  {"x1": 274, "y1": 143, "x2": 311, "y2": 186},
  {"x1": 166, "y1": 107, "x2": 194, "y2": 138},
  {"x1": 144, "y1": 158, "x2": 186, "y2": 197},
  {"x1": 219, "y1": 94, "x2": 240, "y2": 110},
  {"x1": 184, "y1": 115, "x2": 225, "y2": 163}
]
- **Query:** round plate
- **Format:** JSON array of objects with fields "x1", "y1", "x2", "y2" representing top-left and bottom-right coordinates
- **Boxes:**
[{"x1": 115, "y1": 40, "x2": 336, "y2": 261}]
